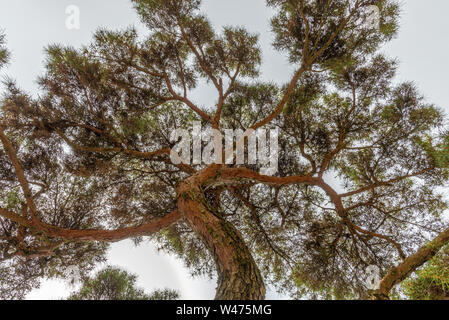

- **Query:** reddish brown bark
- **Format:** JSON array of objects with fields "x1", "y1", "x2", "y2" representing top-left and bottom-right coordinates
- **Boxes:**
[
  {"x1": 0, "y1": 207, "x2": 181, "y2": 242},
  {"x1": 376, "y1": 227, "x2": 449, "y2": 299},
  {"x1": 177, "y1": 165, "x2": 266, "y2": 300},
  {"x1": 179, "y1": 197, "x2": 266, "y2": 300}
]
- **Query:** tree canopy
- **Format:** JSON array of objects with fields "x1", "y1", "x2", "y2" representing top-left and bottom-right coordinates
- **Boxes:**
[
  {"x1": 67, "y1": 266, "x2": 179, "y2": 300},
  {"x1": 0, "y1": 0, "x2": 448, "y2": 300}
]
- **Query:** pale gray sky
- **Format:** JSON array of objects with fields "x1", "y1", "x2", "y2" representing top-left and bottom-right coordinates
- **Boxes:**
[{"x1": 0, "y1": 0, "x2": 448, "y2": 300}]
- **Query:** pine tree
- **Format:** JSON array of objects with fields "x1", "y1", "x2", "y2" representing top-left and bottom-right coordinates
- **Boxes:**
[
  {"x1": 0, "y1": 0, "x2": 448, "y2": 300},
  {"x1": 67, "y1": 266, "x2": 179, "y2": 300}
]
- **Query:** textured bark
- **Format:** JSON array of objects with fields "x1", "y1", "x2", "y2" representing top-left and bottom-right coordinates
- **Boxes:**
[
  {"x1": 177, "y1": 166, "x2": 266, "y2": 300},
  {"x1": 0, "y1": 207, "x2": 181, "y2": 242},
  {"x1": 180, "y1": 197, "x2": 266, "y2": 300}
]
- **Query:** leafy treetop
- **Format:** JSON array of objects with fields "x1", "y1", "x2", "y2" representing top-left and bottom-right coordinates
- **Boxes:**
[{"x1": 67, "y1": 266, "x2": 179, "y2": 300}]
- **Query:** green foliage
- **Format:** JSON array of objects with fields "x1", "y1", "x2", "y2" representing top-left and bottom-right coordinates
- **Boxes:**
[
  {"x1": 0, "y1": 33, "x2": 9, "y2": 68},
  {"x1": 4, "y1": 189, "x2": 21, "y2": 210},
  {"x1": 268, "y1": 0, "x2": 400, "y2": 66},
  {"x1": 415, "y1": 135, "x2": 449, "y2": 169},
  {"x1": 403, "y1": 247, "x2": 449, "y2": 300},
  {"x1": 67, "y1": 266, "x2": 179, "y2": 300}
]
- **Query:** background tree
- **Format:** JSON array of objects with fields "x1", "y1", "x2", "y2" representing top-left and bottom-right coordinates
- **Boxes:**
[
  {"x1": 0, "y1": 0, "x2": 448, "y2": 300},
  {"x1": 67, "y1": 266, "x2": 179, "y2": 300}
]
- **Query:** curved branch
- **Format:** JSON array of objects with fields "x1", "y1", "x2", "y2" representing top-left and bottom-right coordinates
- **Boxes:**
[
  {"x1": 250, "y1": 66, "x2": 306, "y2": 131},
  {"x1": 39, "y1": 210, "x2": 181, "y2": 242},
  {"x1": 55, "y1": 128, "x2": 171, "y2": 159},
  {"x1": 0, "y1": 207, "x2": 181, "y2": 243},
  {"x1": 340, "y1": 168, "x2": 435, "y2": 198},
  {"x1": 0, "y1": 127, "x2": 39, "y2": 223},
  {"x1": 376, "y1": 227, "x2": 449, "y2": 299},
  {"x1": 349, "y1": 222, "x2": 406, "y2": 260}
]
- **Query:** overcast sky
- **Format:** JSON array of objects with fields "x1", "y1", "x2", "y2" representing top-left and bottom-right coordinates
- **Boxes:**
[{"x1": 0, "y1": 0, "x2": 448, "y2": 300}]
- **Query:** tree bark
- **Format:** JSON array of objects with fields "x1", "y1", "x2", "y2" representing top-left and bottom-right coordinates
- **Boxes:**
[
  {"x1": 177, "y1": 166, "x2": 265, "y2": 300},
  {"x1": 179, "y1": 196, "x2": 266, "y2": 300},
  {"x1": 375, "y1": 227, "x2": 449, "y2": 299}
]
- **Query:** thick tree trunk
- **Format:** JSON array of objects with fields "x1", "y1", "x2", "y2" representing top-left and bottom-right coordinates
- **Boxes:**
[
  {"x1": 179, "y1": 197, "x2": 265, "y2": 299},
  {"x1": 176, "y1": 169, "x2": 265, "y2": 299},
  {"x1": 177, "y1": 165, "x2": 265, "y2": 300}
]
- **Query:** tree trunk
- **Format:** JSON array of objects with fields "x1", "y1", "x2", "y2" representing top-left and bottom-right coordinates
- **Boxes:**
[
  {"x1": 176, "y1": 165, "x2": 265, "y2": 300},
  {"x1": 178, "y1": 194, "x2": 265, "y2": 300}
]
